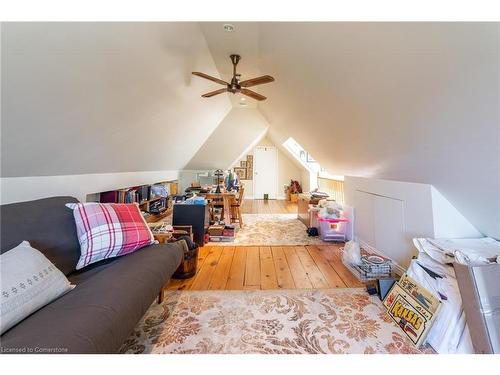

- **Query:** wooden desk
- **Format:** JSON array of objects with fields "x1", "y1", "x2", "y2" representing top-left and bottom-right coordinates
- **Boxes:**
[
  {"x1": 297, "y1": 193, "x2": 322, "y2": 227},
  {"x1": 202, "y1": 192, "x2": 237, "y2": 223}
]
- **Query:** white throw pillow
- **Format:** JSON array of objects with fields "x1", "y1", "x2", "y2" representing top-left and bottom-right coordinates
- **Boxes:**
[{"x1": 1, "y1": 241, "x2": 74, "y2": 334}]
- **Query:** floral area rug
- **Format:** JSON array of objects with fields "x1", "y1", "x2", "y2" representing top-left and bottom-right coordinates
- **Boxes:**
[
  {"x1": 120, "y1": 288, "x2": 433, "y2": 354},
  {"x1": 211, "y1": 214, "x2": 326, "y2": 246}
]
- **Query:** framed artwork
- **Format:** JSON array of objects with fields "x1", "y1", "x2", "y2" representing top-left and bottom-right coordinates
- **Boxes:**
[
  {"x1": 246, "y1": 167, "x2": 253, "y2": 180},
  {"x1": 234, "y1": 167, "x2": 247, "y2": 180},
  {"x1": 240, "y1": 160, "x2": 247, "y2": 168},
  {"x1": 246, "y1": 154, "x2": 253, "y2": 167}
]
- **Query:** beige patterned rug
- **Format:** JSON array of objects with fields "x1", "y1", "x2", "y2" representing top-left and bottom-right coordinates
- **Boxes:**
[
  {"x1": 120, "y1": 289, "x2": 433, "y2": 354},
  {"x1": 211, "y1": 214, "x2": 326, "y2": 246}
]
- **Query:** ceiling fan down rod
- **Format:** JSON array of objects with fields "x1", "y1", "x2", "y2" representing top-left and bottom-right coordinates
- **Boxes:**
[{"x1": 230, "y1": 54, "x2": 241, "y2": 78}]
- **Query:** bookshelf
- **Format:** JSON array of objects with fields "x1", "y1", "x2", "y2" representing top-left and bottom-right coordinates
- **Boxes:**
[{"x1": 97, "y1": 180, "x2": 178, "y2": 223}]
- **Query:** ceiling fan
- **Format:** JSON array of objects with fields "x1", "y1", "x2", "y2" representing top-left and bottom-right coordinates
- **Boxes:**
[{"x1": 192, "y1": 54, "x2": 274, "y2": 101}]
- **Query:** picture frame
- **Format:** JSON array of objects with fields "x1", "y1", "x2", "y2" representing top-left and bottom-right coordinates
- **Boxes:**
[
  {"x1": 240, "y1": 160, "x2": 247, "y2": 168},
  {"x1": 246, "y1": 154, "x2": 253, "y2": 168},
  {"x1": 234, "y1": 167, "x2": 247, "y2": 180}
]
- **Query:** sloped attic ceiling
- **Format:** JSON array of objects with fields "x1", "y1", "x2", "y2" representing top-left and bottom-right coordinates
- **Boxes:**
[
  {"x1": 202, "y1": 22, "x2": 499, "y2": 239},
  {"x1": 1, "y1": 22, "x2": 498, "y2": 239},
  {"x1": 1, "y1": 22, "x2": 232, "y2": 176},
  {"x1": 185, "y1": 107, "x2": 268, "y2": 170}
]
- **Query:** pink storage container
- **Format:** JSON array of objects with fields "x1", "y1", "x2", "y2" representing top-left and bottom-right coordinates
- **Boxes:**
[{"x1": 318, "y1": 217, "x2": 349, "y2": 242}]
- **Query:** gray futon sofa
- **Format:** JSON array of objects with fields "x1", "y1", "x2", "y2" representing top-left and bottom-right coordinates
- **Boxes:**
[{"x1": 0, "y1": 196, "x2": 183, "y2": 354}]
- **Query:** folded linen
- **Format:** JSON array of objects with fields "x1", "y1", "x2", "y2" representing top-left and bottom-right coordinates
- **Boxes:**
[
  {"x1": 406, "y1": 259, "x2": 473, "y2": 354},
  {"x1": 413, "y1": 237, "x2": 500, "y2": 266}
]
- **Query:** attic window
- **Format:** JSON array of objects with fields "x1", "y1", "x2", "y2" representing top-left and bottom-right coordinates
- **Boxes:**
[{"x1": 282, "y1": 137, "x2": 321, "y2": 173}]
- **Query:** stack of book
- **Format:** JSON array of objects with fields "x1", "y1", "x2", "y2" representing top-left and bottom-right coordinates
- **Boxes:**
[
  {"x1": 101, "y1": 185, "x2": 152, "y2": 204},
  {"x1": 208, "y1": 224, "x2": 235, "y2": 242}
]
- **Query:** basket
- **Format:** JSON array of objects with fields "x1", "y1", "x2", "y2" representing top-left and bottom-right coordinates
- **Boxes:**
[{"x1": 341, "y1": 248, "x2": 393, "y2": 282}]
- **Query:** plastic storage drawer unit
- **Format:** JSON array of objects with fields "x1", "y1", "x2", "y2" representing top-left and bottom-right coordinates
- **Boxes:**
[{"x1": 318, "y1": 217, "x2": 349, "y2": 242}]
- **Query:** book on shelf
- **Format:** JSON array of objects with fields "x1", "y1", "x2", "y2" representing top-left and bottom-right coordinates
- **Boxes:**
[{"x1": 98, "y1": 181, "x2": 177, "y2": 211}]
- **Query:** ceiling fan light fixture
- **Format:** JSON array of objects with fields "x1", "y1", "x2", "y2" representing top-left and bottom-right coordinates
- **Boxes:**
[
  {"x1": 223, "y1": 24, "x2": 235, "y2": 32},
  {"x1": 192, "y1": 54, "x2": 274, "y2": 101}
]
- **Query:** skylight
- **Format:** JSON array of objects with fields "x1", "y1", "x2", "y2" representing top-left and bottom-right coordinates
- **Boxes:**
[{"x1": 282, "y1": 137, "x2": 321, "y2": 173}]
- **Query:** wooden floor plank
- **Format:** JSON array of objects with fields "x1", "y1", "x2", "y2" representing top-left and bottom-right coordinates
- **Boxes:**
[
  {"x1": 295, "y1": 246, "x2": 330, "y2": 288},
  {"x1": 166, "y1": 230, "x2": 360, "y2": 291},
  {"x1": 226, "y1": 247, "x2": 247, "y2": 289},
  {"x1": 245, "y1": 246, "x2": 261, "y2": 286},
  {"x1": 259, "y1": 246, "x2": 278, "y2": 289},
  {"x1": 243, "y1": 285, "x2": 261, "y2": 290},
  {"x1": 208, "y1": 247, "x2": 235, "y2": 290},
  {"x1": 271, "y1": 246, "x2": 296, "y2": 289},
  {"x1": 241, "y1": 199, "x2": 298, "y2": 215},
  {"x1": 190, "y1": 246, "x2": 223, "y2": 290},
  {"x1": 283, "y1": 247, "x2": 313, "y2": 288},
  {"x1": 306, "y1": 245, "x2": 347, "y2": 288},
  {"x1": 324, "y1": 245, "x2": 364, "y2": 287}
]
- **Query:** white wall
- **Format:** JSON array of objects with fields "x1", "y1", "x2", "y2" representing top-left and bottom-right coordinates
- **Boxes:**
[
  {"x1": 232, "y1": 137, "x2": 305, "y2": 199},
  {"x1": 344, "y1": 176, "x2": 481, "y2": 270},
  {"x1": 184, "y1": 107, "x2": 268, "y2": 170},
  {"x1": 1, "y1": 23, "x2": 231, "y2": 177},
  {"x1": 0, "y1": 170, "x2": 179, "y2": 204},
  {"x1": 345, "y1": 176, "x2": 435, "y2": 269},
  {"x1": 256, "y1": 23, "x2": 500, "y2": 240},
  {"x1": 431, "y1": 186, "x2": 483, "y2": 239}
]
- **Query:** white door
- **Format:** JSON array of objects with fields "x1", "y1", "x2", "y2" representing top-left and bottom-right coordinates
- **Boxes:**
[{"x1": 254, "y1": 146, "x2": 278, "y2": 199}]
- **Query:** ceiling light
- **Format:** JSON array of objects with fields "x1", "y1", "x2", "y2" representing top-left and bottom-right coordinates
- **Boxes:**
[
  {"x1": 223, "y1": 24, "x2": 235, "y2": 32},
  {"x1": 240, "y1": 97, "x2": 246, "y2": 101},
  {"x1": 239, "y1": 102, "x2": 248, "y2": 107}
]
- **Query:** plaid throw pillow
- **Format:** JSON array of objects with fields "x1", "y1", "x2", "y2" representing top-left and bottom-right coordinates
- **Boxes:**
[{"x1": 66, "y1": 203, "x2": 155, "y2": 270}]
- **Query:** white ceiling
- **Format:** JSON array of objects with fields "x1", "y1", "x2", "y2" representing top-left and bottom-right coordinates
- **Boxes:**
[
  {"x1": 199, "y1": 22, "x2": 266, "y2": 109},
  {"x1": 201, "y1": 22, "x2": 500, "y2": 239},
  {"x1": 1, "y1": 22, "x2": 232, "y2": 176},
  {"x1": 1, "y1": 22, "x2": 498, "y2": 239},
  {"x1": 184, "y1": 107, "x2": 269, "y2": 170}
]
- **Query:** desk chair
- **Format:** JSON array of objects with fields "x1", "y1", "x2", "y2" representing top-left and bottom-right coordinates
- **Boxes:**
[
  {"x1": 230, "y1": 185, "x2": 245, "y2": 228},
  {"x1": 209, "y1": 196, "x2": 224, "y2": 222}
]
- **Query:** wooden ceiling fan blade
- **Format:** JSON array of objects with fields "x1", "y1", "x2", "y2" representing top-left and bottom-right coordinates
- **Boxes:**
[
  {"x1": 240, "y1": 75, "x2": 275, "y2": 87},
  {"x1": 241, "y1": 88, "x2": 267, "y2": 101},
  {"x1": 202, "y1": 88, "x2": 229, "y2": 98},
  {"x1": 192, "y1": 72, "x2": 229, "y2": 86}
]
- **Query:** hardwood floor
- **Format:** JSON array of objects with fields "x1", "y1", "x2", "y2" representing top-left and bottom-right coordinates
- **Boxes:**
[
  {"x1": 165, "y1": 244, "x2": 364, "y2": 291},
  {"x1": 240, "y1": 199, "x2": 297, "y2": 214},
  {"x1": 165, "y1": 199, "x2": 361, "y2": 292}
]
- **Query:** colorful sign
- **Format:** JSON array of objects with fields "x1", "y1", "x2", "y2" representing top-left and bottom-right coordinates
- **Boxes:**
[{"x1": 383, "y1": 274, "x2": 441, "y2": 347}]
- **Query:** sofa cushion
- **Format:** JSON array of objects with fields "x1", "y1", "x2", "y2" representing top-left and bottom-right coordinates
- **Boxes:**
[
  {"x1": 1, "y1": 241, "x2": 74, "y2": 334},
  {"x1": 0, "y1": 242, "x2": 183, "y2": 353},
  {"x1": 66, "y1": 202, "x2": 155, "y2": 269},
  {"x1": 1, "y1": 197, "x2": 81, "y2": 276}
]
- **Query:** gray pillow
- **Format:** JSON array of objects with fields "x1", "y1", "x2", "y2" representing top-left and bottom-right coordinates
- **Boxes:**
[{"x1": 1, "y1": 241, "x2": 74, "y2": 334}]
